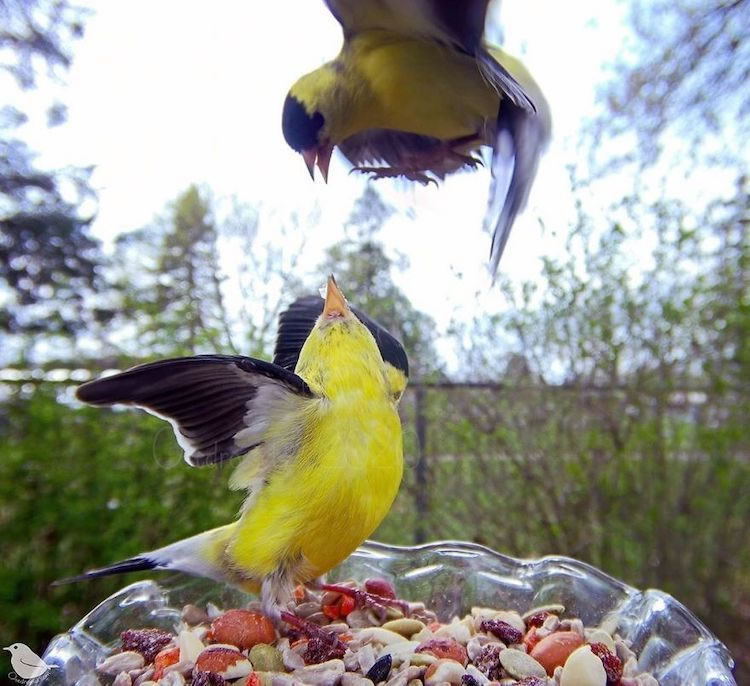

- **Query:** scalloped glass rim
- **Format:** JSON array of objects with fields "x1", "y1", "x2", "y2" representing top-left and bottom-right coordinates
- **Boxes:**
[{"x1": 39, "y1": 540, "x2": 736, "y2": 686}]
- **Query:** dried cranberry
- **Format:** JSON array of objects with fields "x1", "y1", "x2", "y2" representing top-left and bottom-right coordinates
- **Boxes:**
[
  {"x1": 474, "y1": 644, "x2": 504, "y2": 680},
  {"x1": 589, "y1": 642, "x2": 624, "y2": 684},
  {"x1": 480, "y1": 618, "x2": 523, "y2": 644},
  {"x1": 364, "y1": 578, "x2": 397, "y2": 599},
  {"x1": 120, "y1": 628, "x2": 173, "y2": 662},
  {"x1": 524, "y1": 610, "x2": 552, "y2": 628},
  {"x1": 303, "y1": 635, "x2": 346, "y2": 664},
  {"x1": 191, "y1": 671, "x2": 226, "y2": 686}
]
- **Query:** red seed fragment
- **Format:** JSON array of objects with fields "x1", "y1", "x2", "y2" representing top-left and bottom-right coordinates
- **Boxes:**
[
  {"x1": 416, "y1": 637, "x2": 468, "y2": 666},
  {"x1": 211, "y1": 609, "x2": 275, "y2": 650},
  {"x1": 120, "y1": 628, "x2": 173, "y2": 662},
  {"x1": 339, "y1": 594, "x2": 356, "y2": 616},
  {"x1": 152, "y1": 646, "x2": 179, "y2": 679},
  {"x1": 523, "y1": 626, "x2": 542, "y2": 652},
  {"x1": 524, "y1": 610, "x2": 552, "y2": 628},
  {"x1": 364, "y1": 578, "x2": 397, "y2": 599},
  {"x1": 589, "y1": 642, "x2": 624, "y2": 684},
  {"x1": 480, "y1": 618, "x2": 523, "y2": 644}
]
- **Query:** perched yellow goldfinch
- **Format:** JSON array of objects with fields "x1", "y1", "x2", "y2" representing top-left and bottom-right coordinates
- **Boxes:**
[
  {"x1": 282, "y1": 0, "x2": 551, "y2": 274},
  {"x1": 61, "y1": 277, "x2": 408, "y2": 618}
]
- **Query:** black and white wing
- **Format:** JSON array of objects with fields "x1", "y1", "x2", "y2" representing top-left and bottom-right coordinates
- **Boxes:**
[{"x1": 76, "y1": 355, "x2": 314, "y2": 466}]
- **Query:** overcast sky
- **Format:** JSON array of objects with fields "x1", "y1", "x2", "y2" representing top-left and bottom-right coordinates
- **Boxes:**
[{"x1": 7, "y1": 0, "x2": 631, "y2": 359}]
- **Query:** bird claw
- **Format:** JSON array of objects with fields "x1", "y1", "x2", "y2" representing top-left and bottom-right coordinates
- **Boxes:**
[
  {"x1": 320, "y1": 583, "x2": 411, "y2": 616},
  {"x1": 349, "y1": 166, "x2": 438, "y2": 187}
]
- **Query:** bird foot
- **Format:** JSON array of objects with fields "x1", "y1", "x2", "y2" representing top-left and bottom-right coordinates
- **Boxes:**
[
  {"x1": 349, "y1": 166, "x2": 438, "y2": 187},
  {"x1": 320, "y1": 583, "x2": 411, "y2": 616},
  {"x1": 280, "y1": 611, "x2": 347, "y2": 662}
]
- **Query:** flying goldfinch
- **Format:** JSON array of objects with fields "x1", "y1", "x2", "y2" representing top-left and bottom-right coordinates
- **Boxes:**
[
  {"x1": 281, "y1": 0, "x2": 551, "y2": 274},
  {"x1": 61, "y1": 277, "x2": 408, "y2": 618}
]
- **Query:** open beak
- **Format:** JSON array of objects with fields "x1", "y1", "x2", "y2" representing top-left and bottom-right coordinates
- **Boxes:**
[
  {"x1": 323, "y1": 275, "x2": 349, "y2": 319},
  {"x1": 301, "y1": 142, "x2": 333, "y2": 183}
]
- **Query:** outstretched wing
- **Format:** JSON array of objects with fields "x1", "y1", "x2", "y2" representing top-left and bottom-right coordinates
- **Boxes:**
[
  {"x1": 76, "y1": 355, "x2": 314, "y2": 466},
  {"x1": 274, "y1": 296, "x2": 409, "y2": 380}
]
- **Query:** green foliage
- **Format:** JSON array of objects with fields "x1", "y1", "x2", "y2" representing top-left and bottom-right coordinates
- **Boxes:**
[{"x1": 0, "y1": 385, "x2": 242, "y2": 648}]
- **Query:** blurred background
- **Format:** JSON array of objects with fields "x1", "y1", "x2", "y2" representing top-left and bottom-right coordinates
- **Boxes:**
[{"x1": 0, "y1": 0, "x2": 748, "y2": 680}]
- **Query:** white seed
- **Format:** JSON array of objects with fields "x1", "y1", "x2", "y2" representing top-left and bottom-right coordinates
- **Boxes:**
[
  {"x1": 341, "y1": 674, "x2": 375, "y2": 686},
  {"x1": 424, "y1": 658, "x2": 466, "y2": 685},
  {"x1": 435, "y1": 617, "x2": 473, "y2": 644},
  {"x1": 282, "y1": 646, "x2": 305, "y2": 671},
  {"x1": 177, "y1": 629, "x2": 204, "y2": 664},
  {"x1": 357, "y1": 627, "x2": 409, "y2": 645},
  {"x1": 381, "y1": 640, "x2": 419, "y2": 665},
  {"x1": 382, "y1": 618, "x2": 426, "y2": 637},
  {"x1": 560, "y1": 645, "x2": 606, "y2": 686},
  {"x1": 498, "y1": 648, "x2": 547, "y2": 679},
  {"x1": 293, "y1": 658, "x2": 345, "y2": 685},
  {"x1": 98, "y1": 652, "x2": 145, "y2": 675},
  {"x1": 357, "y1": 642, "x2": 376, "y2": 673},
  {"x1": 157, "y1": 672, "x2": 185, "y2": 686},
  {"x1": 133, "y1": 667, "x2": 154, "y2": 686},
  {"x1": 112, "y1": 672, "x2": 132, "y2": 686}
]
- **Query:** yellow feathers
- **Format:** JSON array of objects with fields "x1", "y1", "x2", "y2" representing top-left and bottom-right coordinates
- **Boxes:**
[
  {"x1": 63, "y1": 277, "x2": 408, "y2": 618},
  {"x1": 282, "y1": 0, "x2": 551, "y2": 274}
]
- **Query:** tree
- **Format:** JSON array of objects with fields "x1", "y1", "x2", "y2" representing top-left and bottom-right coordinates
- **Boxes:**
[
  {"x1": 588, "y1": 0, "x2": 749, "y2": 171},
  {"x1": 0, "y1": 0, "x2": 101, "y2": 344},
  {"x1": 110, "y1": 186, "x2": 233, "y2": 358}
]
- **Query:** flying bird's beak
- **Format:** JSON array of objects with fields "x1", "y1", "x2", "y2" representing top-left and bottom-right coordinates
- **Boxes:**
[
  {"x1": 302, "y1": 148, "x2": 317, "y2": 180},
  {"x1": 301, "y1": 142, "x2": 334, "y2": 183},
  {"x1": 323, "y1": 275, "x2": 349, "y2": 319}
]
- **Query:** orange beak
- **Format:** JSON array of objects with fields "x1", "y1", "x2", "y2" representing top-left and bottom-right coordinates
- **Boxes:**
[
  {"x1": 323, "y1": 275, "x2": 349, "y2": 319},
  {"x1": 301, "y1": 142, "x2": 333, "y2": 182}
]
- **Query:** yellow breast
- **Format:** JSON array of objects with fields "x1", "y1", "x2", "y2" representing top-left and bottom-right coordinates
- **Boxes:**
[
  {"x1": 226, "y1": 317, "x2": 404, "y2": 583},
  {"x1": 227, "y1": 392, "x2": 402, "y2": 580}
]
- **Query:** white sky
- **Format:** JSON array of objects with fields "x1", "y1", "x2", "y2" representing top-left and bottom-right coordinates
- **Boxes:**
[{"x1": 5, "y1": 0, "x2": 632, "y2": 363}]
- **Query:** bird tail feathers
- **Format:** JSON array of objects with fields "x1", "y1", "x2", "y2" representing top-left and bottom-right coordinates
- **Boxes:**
[{"x1": 52, "y1": 524, "x2": 236, "y2": 587}]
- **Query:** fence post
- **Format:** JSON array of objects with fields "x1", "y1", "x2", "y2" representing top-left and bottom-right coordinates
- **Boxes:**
[{"x1": 414, "y1": 384, "x2": 428, "y2": 544}]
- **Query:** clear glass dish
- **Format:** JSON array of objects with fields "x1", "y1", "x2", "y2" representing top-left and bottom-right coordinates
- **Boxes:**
[{"x1": 38, "y1": 541, "x2": 736, "y2": 686}]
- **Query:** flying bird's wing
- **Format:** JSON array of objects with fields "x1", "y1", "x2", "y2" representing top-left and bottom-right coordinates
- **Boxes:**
[
  {"x1": 76, "y1": 356, "x2": 314, "y2": 466},
  {"x1": 324, "y1": 0, "x2": 488, "y2": 51},
  {"x1": 485, "y1": 48, "x2": 552, "y2": 275},
  {"x1": 325, "y1": 0, "x2": 534, "y2": 113},
  {"x1": 274, "y1": 296, "x2": 409, "y2": 380}
]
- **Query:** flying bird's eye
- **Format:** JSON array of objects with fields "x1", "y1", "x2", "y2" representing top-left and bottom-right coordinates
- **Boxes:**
[{"x1": 282, "y1": 94, "x2": 325, "y2": 151}]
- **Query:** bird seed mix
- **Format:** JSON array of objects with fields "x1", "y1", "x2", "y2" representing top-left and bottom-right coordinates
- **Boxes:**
[{"x1": 95, "y1": 578, "x2": 660, "y2": 686}]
